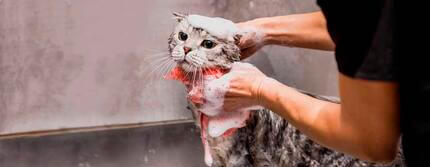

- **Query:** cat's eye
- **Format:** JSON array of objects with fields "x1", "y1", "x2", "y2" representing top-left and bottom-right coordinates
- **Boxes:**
[
  {"x1": 201, "y1": 40, "x2": 216, "y2": 49},
  {"x1": 178, "y1": 32, "x2": 188, "y2": 41}
]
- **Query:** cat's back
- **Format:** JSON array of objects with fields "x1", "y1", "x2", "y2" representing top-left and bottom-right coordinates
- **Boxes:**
[
  {"x1": 207, "y1": 92, "x2": 405, "y2": 167},
  {"x1": 249, "y1": 109, "x2": 361, "y2": 166},
  {"x1": 219, "y1": 108, "x2": 405, "y2": 167}
]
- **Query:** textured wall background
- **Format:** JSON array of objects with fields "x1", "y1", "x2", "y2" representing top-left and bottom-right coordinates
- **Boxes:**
[
  {"x1": 0, "y1": 123, "x2": 208, "y2": 167},
  {"x1": 0, "y1": 0, "x2": 340, "y2": 166},
  {"x1": 0, "y1": 0, "x2": 337, "y2": 136}
]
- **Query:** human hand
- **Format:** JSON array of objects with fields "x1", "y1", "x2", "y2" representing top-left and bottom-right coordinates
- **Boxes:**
[
  {"x1": 236, "y1": 20, "x2": 268, "y2": 59},
  {"x1": 200, "y1": 62, "x2": 268, "y2": 116}
]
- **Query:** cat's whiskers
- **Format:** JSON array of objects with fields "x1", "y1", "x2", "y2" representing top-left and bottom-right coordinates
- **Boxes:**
[
  {"x1": 168, "y1": 60, "x2": 178, "y2": 73},
  {"x1": 143, "y1": 49, "x2": 188, "y2": 81},
  {"x1": 145, "y1": 59, "x2": 168, "y2": 79},
  {"x1": 144, "y1": 51, "x2": 171, "y2": 71},
  {"x1": 158, "y1": 59, "x2": 171, "y2": 79},
  {"x1": 202, "y1": 66, "x2": 206, "y2": 71},
  {"x1": 207, "y1": 67, "x2": 214, "y2": 74},
  {"x1": 145, "y1": 53, "x2": 169, "y2": 68},
  {"x1": 144, "y1": 51, "x2": 170, "y2": 63},
  {"x1": 199, "y1": 67, "x2": 204, "y2": 86},
  {"x1": 183, "y1": 67, "x2": 191, "y2": 82},
  {"x1": 200, "y1": 66, "x2": 207, "y2": 85},
  {"x1": 162, "y1": 58, "x2": 177, "y2": 78},
  {"x1": 194, "y1": 66, "x2": 201, "y2": 86},
  {"x1": 192, "y1": 66, "x2": 198, "y2": 87},
  {"x1": 148, "y1": 57, "x2": 174, "y2": 80},
  {"x1": 162, "y1": 60, "x2": 177, "y2": 80},
  {"x1": 147, "y1": 58, "x2": 169, "y2": 72},
  {"x1": 141, "y1": 48, "x2": 167, "y2": 53}
]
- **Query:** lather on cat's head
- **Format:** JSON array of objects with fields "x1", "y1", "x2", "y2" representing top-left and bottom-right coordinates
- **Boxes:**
[{"x1": 168, "y1": 12, "x2": 241, "y2": 73}]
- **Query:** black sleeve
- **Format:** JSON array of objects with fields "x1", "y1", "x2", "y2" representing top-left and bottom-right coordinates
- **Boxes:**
[{"x1": 317, "y1": 0, "x2": 397, "y2": 81}]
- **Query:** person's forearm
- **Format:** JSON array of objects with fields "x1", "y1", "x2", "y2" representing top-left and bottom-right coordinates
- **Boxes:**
[
  {"x1": 258, "y1": 78, "x2": 346, "y2": 150},
  {"x1": 257, "y1": 76, "x2": 400, "y2": 162},
  {"x1": 250, "y1": 11, "x2": 335, "y2": 51}
]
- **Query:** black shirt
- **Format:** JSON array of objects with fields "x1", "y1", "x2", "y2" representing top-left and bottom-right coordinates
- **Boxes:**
[
  {"x1": 318, "y1": 0, "x2": 396, "y2": 81},
  {"x1": 317, "y1": 0, "x2": 430, "y2": 166}
]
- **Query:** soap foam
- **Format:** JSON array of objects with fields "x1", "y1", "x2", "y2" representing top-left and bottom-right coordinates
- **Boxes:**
[
  {"x1": 165, "y1": 67, "x2": 230, "y2": 166},
  {"x1": 200, "y1": 75, "x2": 230, "y2": 116},
  {"x1": 166, "y1": 65, "x2": 265, "y2": 166},
  {"x1": 201, "y1": 73, "x2": 255, "y2": 137},
  {"x1": 187, "y1": 15, "x2": 238, "y2": 41},
  {"x1": 200, "y1": 114, "x2": 213, "y2": 166},
  {"x1": 207, "y1": 110, "x2": 250, "y2": 137}
]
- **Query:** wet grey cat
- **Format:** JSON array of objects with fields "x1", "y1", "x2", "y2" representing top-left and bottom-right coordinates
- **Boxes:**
[{"x1": 167, "y1": 13, "x2": 405, "y2": 167}]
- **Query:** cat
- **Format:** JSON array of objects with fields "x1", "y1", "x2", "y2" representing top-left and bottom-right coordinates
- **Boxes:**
[{"x1": 166, "y1": 12, "x2": 405, "y2": 167}]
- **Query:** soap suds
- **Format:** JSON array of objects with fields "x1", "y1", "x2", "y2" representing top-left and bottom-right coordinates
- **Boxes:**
[
  {"x1": 201, "y1": 114, "x2": 213, "y2": 166},
  {"x1": 207, "y1": 110, "x2": 250, "y2": 137},
  {"x1": 200, "y1": 75, "x2": 229, "y2": 116},
  {"x1": 237, "y1": 26, "x2": 266, "y2": 47},
  {"x1": 166, "y1": 66, "x2": 251, "y2": 166},
  {"x1": 187, "y1": 15, "x2": 238, "y2": 41},
  {"x1": 165, "y1": 67, "x2": 251, "y2": 137}
]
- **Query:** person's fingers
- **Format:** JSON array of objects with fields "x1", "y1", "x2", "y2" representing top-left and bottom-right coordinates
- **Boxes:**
[
  {"x1": 238, "y1": 32, "x2": 257, "y2": 48},
  {"x1": 240, "y1": 46, "x2": 260, "y2": 59},
  {"x1": 222, "y1": 98, "x2": 240, "y2": 111},
  {"x1": 223, "y1": 97, "x2": 254, "y2": 111}
]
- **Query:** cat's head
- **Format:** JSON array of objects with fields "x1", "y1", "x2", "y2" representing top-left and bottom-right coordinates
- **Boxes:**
[{"x1": 168, "y1": 12, "x2": 241, "y2": 73}]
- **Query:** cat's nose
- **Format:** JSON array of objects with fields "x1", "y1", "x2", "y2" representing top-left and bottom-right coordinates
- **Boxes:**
[{"x1": 183, "y1": 47, "x2": 192, "y2": 54}]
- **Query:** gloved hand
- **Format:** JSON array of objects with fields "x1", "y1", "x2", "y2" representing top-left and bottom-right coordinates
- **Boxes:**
[{"x1": 200, "y1": 62, "x2": 268, "y2": 115}]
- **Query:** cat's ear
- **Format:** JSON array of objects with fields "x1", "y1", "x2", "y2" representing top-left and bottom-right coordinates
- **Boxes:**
[{"x1": 172, "y1": 12, "x2": 187, "y2": 22}]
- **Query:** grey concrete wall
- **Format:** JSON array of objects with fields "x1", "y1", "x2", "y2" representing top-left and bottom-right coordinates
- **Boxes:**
[
  {"x1": 0, "y1": 123, "x2": 207, "y2": 167},
  {"x1": 0, "y1": 0, "x2": 338, "y2": 136},
  {"x1": 0, "y1": 0, "x2": 340, "y2": 166}
]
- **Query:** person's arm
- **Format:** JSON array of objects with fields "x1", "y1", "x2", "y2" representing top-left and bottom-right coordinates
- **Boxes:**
[
  {"x1": 212, "y1": 63, "x2": 400, "y2": 163},
  {"x1": 237, "y1": 11, "x2": 335, "y2": 59},
  {"x1": 258, "y1": 73, "x2": 400, "y2": 162}
]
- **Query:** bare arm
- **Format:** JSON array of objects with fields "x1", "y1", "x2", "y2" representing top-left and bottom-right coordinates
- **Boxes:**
[
  {"x1": 258, "y1": 73, "x2": 400, "y2": 162},
  {"x1": 223, "y1": 12, "x2": 400, "y2": 162},
  {"x1": 237, "y1": 11, "x2": 335, "y2": 58}
]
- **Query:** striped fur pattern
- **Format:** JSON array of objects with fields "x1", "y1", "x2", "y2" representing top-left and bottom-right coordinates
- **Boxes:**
[
  {"x1": 168, "y1": 13, "x2": 405, "y2": 167},
  {"x1": 201, "y1": 93, "x2": 405, "y2": 167}
]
